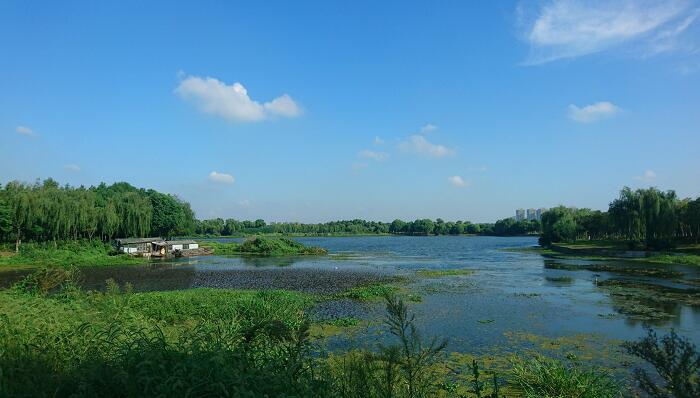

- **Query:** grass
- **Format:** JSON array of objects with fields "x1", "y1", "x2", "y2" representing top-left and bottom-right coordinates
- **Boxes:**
[
  {"x1": 0, "y1": 240, "x2": 146, "y2": 268},
  {"x1": 511, "y1": 356, "x2": 623, "y2": 398},
  {"x1": 416, "y1": 268, "x2": 476, "y2": 277},
  {"x1": 202, "y1": 236, "x2": 327, "y2": 256}
]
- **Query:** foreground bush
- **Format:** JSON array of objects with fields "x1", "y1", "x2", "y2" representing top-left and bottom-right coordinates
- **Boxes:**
[{"x1": 624, "y1": 328, "x2": 700, "y2": 397}]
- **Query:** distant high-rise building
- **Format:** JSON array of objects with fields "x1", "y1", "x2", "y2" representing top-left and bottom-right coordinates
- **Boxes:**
[
  {"x1": 527, "y1": 208, "x2": 537, "y2": 221},
  {"x1": 536, "y1": 208, "x2": 547, "y2": 221},
  {"x1": 515, "y1": 209, "x2": 525, "y2": 222}
]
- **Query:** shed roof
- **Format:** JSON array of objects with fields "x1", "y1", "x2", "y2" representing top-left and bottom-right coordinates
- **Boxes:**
[
  {"x1": 165, "y1": 239, "x2": 198, "y2": 245},
  {"x1": 115, "y1": 237, "x2": 163, "y2": 245}
]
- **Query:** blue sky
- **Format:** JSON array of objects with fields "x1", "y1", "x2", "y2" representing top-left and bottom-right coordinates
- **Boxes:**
[{"x1": 1, "y1": 1, "x2": 699, "y2": 222}]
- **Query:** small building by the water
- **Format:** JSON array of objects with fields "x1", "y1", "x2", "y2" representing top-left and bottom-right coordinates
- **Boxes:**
[
  {"x1": 115, "y1": 238, "x2": 199, "y2": 257},
  {"x1": 166, "y1": 240, "x2": 198, "y2": 252}
]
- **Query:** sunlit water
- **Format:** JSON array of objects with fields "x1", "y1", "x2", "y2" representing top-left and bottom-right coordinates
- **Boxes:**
[{"x1": 3, "y1": 236, "x2": 700, "y2": 360}]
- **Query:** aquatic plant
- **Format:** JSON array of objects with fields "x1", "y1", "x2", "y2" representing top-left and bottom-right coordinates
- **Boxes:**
[
  {"x1": 624, "y1": 328, "x2": 700, "y2": 398},
  {"x1": 416, "y1": 269, "x2": 475, "y2": 277}
]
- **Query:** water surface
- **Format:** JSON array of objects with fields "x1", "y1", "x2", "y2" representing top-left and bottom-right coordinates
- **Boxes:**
[{"x1": 3, "y1": 236, "x2": 699, "y2": 357}]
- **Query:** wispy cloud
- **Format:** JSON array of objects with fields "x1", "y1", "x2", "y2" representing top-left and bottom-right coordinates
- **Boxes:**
[
  {"x1": 373, "y1": 136, "x2": 385, "y2": 145},
  {"x1": 399, "y1": 135, "x2": 455, "y2": 158},
  {"x1": 175, "y1": 75, "x2": 301, "y2": 122},
  {"x1": 519, "y1": 0, "x2": 695, "y2": 64},
  {"x1": 420, "y1": 123, "x2": 438, "y2": 133},
  {"x1": 647, "y1": 8, "x2": 700, "y2": 55},
  {"x1": 635, "y1": 169, "x2": 657, "y2": 182},
  {"x1": 16, "y1": 126, "x2": 36, "y2": 137},
  {"x1": 64, "y1": 164, "x2": 80, "y2": 172},
  {"x1": 358, "y1": 149, "x2": 389, "y2": 162},
  {"x1": 237, "y1": 199, "x2": 251, "y2": 207},
  {"x1": 208, "y1": 171, "x2": 235, "y2": 184},
  {"x1": 568, "y1": 101, "x2": 620, "y2": 123},
  {"x1": 448, "y1": 175, "x2": 470, "y2": 188}
]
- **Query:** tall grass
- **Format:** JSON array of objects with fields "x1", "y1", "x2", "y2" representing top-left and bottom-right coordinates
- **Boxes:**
[{"x1": 511, "y1": 356, "x2": 623, "y2": 398}]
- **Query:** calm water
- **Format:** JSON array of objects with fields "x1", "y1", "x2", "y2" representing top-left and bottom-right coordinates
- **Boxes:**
[{"x1": 3, "y1": 236, "x2": 700, "y2": 358}]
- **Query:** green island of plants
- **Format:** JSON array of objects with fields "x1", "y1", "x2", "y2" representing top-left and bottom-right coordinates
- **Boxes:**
[{"x1": 203, "y1": 237, "x2": 328, "y2": 256}]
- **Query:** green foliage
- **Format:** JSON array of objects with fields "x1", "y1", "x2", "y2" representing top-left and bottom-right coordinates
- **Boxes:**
[
  {"x1": 624, "y1": 328, "x2": 700, "y2": 397},
  {"x1": 540, "y1": 187, "x2": 700, "y2": 250},
  {"x1": 0, "y1": 179, "x2": 197, "y2": 250},
  {"x1": 197, "y1": 217, "x2": 502, "y2": 237},
  {"x1": 511, "y1": 356, "x2": 623, "y2": 398},
  {"x1": 493, "y1": 217, "x2": 541, "y2": 236}
]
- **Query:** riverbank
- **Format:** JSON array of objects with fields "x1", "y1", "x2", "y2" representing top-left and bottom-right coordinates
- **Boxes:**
[
  {"x1": 0, "y1": 237, "x2": 328, "y2": 269},
  {"x1": 511, "y1": 240, "x2": 700, "y2": 267}
]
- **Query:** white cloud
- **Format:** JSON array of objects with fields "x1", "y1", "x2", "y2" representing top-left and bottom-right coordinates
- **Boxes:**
[
  {"x1": 520, "y1": 0, "x2": 693, "y2": 64},
  {"x1": 64, "y1": 164, "x2": 80, "y2": 172},
  {"x1": 568, "y1": 101, "x2": 620, "y2": 123},
  {"x1": 237, "y1": 199, "x2": 251, "y2": 207},
  {"x1": 358, "y1": 149, "x2": 389, "y2": 162},
  {"x1": 420, "y1": 123, "x2": 438, "y2": 133},
  {"x1": 448, "y1": 175, "x2": 470, "y2": 188},
  {"x1": 635, "y1": 170, "x2": 657, "y2": 182},
  {"x1": 16, "y1": 126, "x2": 36, "y2": 137},
  {"x1": 373, "y1": 136, "x2": 385, "y2": 145},
  {"x1": 399, "y1": 135, "x2": 455, "y2": 158},
  {"x1": 208, "y1": 171, "x2": 235, "y2": 184},
  {"x1": 175, "y1": 75, "x2": 301, "y2": 122}
]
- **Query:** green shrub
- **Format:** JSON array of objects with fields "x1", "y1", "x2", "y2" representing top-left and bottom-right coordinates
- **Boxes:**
[{"x1": 624, "y1": 328, "x2": 700, "y2": 397}]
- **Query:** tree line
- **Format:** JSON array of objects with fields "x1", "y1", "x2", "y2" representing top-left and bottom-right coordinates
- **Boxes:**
[
  {"x1": 0, "y1": 179, "x2": 196, "y2": 251},
  {"x1": 540, "y1": 187, "x2": 700, "y2": 249},
  {"x1": 194, "y1": 217, "x2": 541, "y2": 237}
]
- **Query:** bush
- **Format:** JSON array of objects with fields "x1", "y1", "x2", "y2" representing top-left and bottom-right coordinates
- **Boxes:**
[{"x1": 623, "y1": 328, "x2": 700, "y2": 397}]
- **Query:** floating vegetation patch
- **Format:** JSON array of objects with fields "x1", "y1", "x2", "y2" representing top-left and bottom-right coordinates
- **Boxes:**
[
  {"x1": 503, "y1": 331, "x2": 632, "y2": 370},
  {"x1": 597, "y1": 279, "x2": 700, "y2": 321},
  {"x1": 335, "y1": 283, "x2": 399, "y2": 301},
  {"x1": 544, "y1": 261, "x2": 684, "y2": 278},
  {"x1": 513, "y1": 292, "x2": 541, "y2": 298},
  {"x1": 416, "y1": 268, "x2": 476, "y2": 277},
  {"x1": 545, "y1": 276, "x2": 574, "y2": 283}
]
